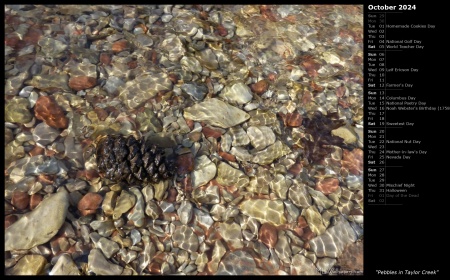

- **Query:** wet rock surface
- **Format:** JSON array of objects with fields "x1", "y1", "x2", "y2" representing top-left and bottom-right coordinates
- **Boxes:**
[
  {"x1": 5, "y1": 4, "x2": 363, "y2": 275},
  {"x1": 5, "y1": 190, "x2": 69, "y2": 251}
]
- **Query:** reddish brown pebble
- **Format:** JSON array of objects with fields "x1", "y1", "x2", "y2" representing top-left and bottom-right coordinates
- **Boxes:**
[
  {"x1": 69, "y1": 76, "x2": 97, "y2": 91},
  {"x1": 127, "y1": 60, "x2": 138, "y2": 69},
  {"x1": 148, "y1": 261, "x2": 161, "y2": 274},
  {"x1": 5, "y1": 215, "x2": 18, "y2": 229},
  {"x1": 301, "y1": 91, "x2": 313, "y2": 105},
  {"x1": 338, "y1": 99, "x2": 351, "y2": 109},
  {"x1": 293, "y1": 226, "x2": 304, "y2": 237},
  {"x1": 259, "y1": 223, "x2": 278, "y2": 248},
  {"x1": 250, "y1": 79, "x2": 269, "y2": 95},
  {"x1": 5, "y1": 34, "x2": 20, "y2": 48},
  {"x1": 185, "y1": 118, "x2": 194, "y2": 130},
  {"x1": 316, "y1": 177, "x2": 340, "y2": 195},
  {"x1": 310, "y1": 80, "x2": 324, "y2": 92},
  {"x1": 78, "y1": 193, "x2": 103, "y2": 216},
  {"x1": 260, "y1": 5, "x2": 277, "y2": 22},
  {"x1": 202, "y1": 126, "x2": 222, "y2": 138},
  {"x1": 94, "y1": 107, "x2": 108, "y2": 121},
  {"x1": 188, "y1": 131, "x2": 202, "y2": 142},
  {"x1": 218, "y1": 151, "x2": 236, "y2": 162},
  {"x1": 30, "y1": 193, "x2": 43, "y2": 210},
  {"x1": 285, "y1": 112, "x2": 303, "y2": 127},
  {"x1": 216, "y1": 24, "x2": 228, "y2": 37},
  {"x1": 284, "y1": 15, "x2": 297, "y2": 24},
  {"x1": 11, "y1": 191, "x2": 30, "y2": 210},
  {"x1": 279, "y1": 112, "x2": 302, "y2": 127},
  {"x1": 166, "y1": 188, "x2": 178, "y2": 203},
  {"x1": 301, "y1": 226, "x2": 316, "y2": 241},
  {"x1": 267, "y1": 72, "x2": 277, "y2": 82},
  {"x1": 341, "y1": 148, "x2": 363, "y2": 175},
  {"x1": 112, "y1": 40, "x2": 129, "y2": 54},
  {"x1": 45, "y1": 149, "x2": 57, "y2": 157},
  {"x1": 301, "y1": 59, "x2": 321, "y2": 78},
  {"x1": 100, "y1": 53, "x2": 112, "y2": 65},
  {"x1": 29, "y1": 145, "x2": 45, "y2": 156},
  {"x1": 22, "y1": 27, "x2": 43, "y2": 46},
  {"x1": 199, "y1": 11, "x2": 209, "y2": 20},
  {"x1": 336, "y1": 84, "x2": 346, "y2": 98},
  {"x1": 168, "y1": 73, "x2": 179, "y2": 84},
  {"x1": 297, "y1": 216, "x2": 308, "y2": 228},
  {"x1": 176, "y1": 153, "x2": 195, "y2": 175},
  {"x1": 34, "y1": 95, "x2": 69, "y2": 129},
  {"x1": 288, "y1": 162, "x2": 303, "y2": 176},
  {"x1": 38, "y1": 174, "x2": 55, "y2": 184}
]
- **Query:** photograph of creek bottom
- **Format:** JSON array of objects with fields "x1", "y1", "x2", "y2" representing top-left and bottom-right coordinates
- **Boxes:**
[{"x1": 4, "y1": 4, "x2": 363, "y2": 275}]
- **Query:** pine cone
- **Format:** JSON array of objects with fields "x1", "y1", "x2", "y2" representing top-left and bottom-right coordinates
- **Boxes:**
[{"x1": 96, "y1": 135, "x2": 175, "y2": 184}]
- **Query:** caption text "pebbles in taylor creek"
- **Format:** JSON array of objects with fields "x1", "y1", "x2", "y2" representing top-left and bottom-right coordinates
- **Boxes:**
[{"x1": 376, "y1": 269, "x2": 439, "y2": 275}]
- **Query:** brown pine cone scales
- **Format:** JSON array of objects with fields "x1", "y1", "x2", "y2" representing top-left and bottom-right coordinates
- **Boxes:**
[{"x1": 95, "y1": 135, "x2": 176, "y2": 184}]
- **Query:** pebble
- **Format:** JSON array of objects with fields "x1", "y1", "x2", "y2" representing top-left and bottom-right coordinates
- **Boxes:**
[
  {"x1": 177, "y1": 200, "x2": 194, "y2": 225},
  {"x1": 5, "y1": 215, "x2": 18, "y2": 228},
  {"x1": 119, "y1": 72, "x2": 173, "y2": 109},
  {"x1": 279, "y1": 112, "x2": 303, "y2": 127},
  {"x1": 220, "y1": 82, "x2": 253, "y2": 105},
  {"x1": 309, "y1": 218, "x2": 357, "y2": 258},
  {"x1": 30, "y1": 193, "x2": 43, "y2": 210},
  {"x1": 69, "y1": 76, "x2": 97, "y2": 91},
  {"x1": 259, "y1": 223, "x2": 278, "y2": 248},
  {"x1": 172, "y1": 225, "x2": 199, "y2": 253},
  {"x1": 5, "y1": 97, "x2": 32, "y2": 124},
  {"x1": 252, "y1": 141, "x2": 291, "y2": 165},
  {"x1": 28, "y1": 73, "x2": 71, "y2": 92},
  {"x1": 181, "y1": 83, "x2": 208, "y2": 101},
  {"x1": 5, "y1": 189, "x2": 69, "y2": 251},
  {"x1": 127, "y1": 187, "x2": 146, "y2": 227},
  {"x1": 50, "y1": 254, "x2": 81, "y2": 275},
  {"x1": 196, "y1": 48, "x2": 218, "y2": 70},
  {"x1": 34, "y1": 96, "x2": 68, "y2": 129},
  {"x1": 247, "y1": 126, "x2": 276, "y2": 151},
  {"x1": 113, "y1": 190, "x2": 136, "y2": 220},
  {"x1": 5, "y1": 72, "x2": 30, "y2": 96},
  {"x1": 11, "y1": 191, "x2": 30, "y2": 210},
  {"x1": 191, "y1": 155, "x2": 217, "y2": 188},
  {"x1": 315, "y1": 257, "x2": 337, "y2": 274},
  {"x1": 248, "y1": 109, "x2": 277, "y2": 126},
  {"x1": 216, "y1": 161, "x2": 249, "y2": 190},
  {"x1": 288, "y1": 182, "x2": 312, "y2": 208},
  {"x1": 307, "y1": 188, "x2": 334, "y2": 209},
  {"x1": 97, "y1": 237, "x2": 120, "y2": 258},
  {"x1": 90, "y1": 220, "x2": 115, "y2": 237},
  {"x1": 290, "y1": 254, "x2": 320, "y2": 275},
  {"x1": 78, "y1": 192, "x2": 103, "y2": 216},
  {"x1": 239, "y1": 199, "x2": 286, "y2": 226},
  {"x1": 228, "y1": 126, "x2": 250, "y2": 146},
  {"x1": 270, "y1": 174, "x2": 290, "y2": 200},
  {"x1": 341, "y1": 148, "x2": 363, "y2": 175},
  {"x1": 216, "y1": 250, "x2": 257, "y2": 275},
  {"x1": 331, "y1": 126, "x2": 358, "y2": 145},
  {"x1": 334, "y1": 241, "x2": 363, "y2": 272},
  {"x1": 315, "y1": 177, "x2": 340, "y2": 195},
  {"x1": 250, "y1": 79, "x2": 269, "y2": 95},
  {"x1": 6, "y1": 254, "x2": 47, "y2": 275},
  {"x1": 88, "y1": 248, "x2": 124, "y2": 275},
  {"x1": 183, "y1": 98, "x2": 250, "y2": 129},
  {"x1": 102, "y1": 191, "x2": 118, "y2": 216},
  {"x1": 145, "y1": 200, "x2": 162, "y2": 219},
  {"x1": 192, "y1": 185, "x2": 220, "y2": 205},
  {"x1": 302, "y1": 205, "x2": 326, "y2": 236},
  {"x1": 218, "y1": 221, "x2": 244, "y2": 250}
]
